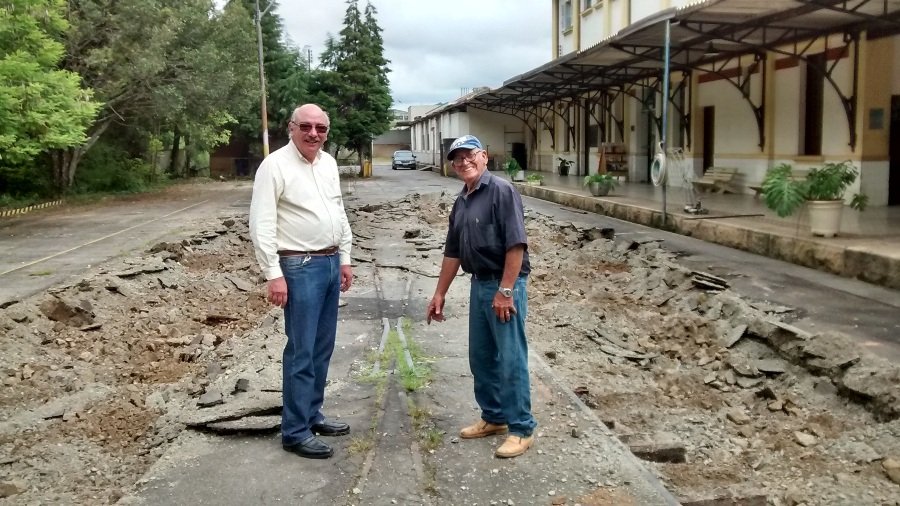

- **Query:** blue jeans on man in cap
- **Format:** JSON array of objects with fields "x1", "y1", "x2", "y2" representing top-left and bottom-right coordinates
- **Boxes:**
[
  {"x1": 279, "y1": 253, "x2": 340, "y2": 445},
  {"x1": 468, "y1": 275, "x2": 537, "y2": 437}
]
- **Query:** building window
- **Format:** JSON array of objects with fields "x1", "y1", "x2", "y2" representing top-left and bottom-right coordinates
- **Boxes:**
[
  {"x1": 582, "y1": 0, "x2": 592, "y2": 10},
  {"x1": 561, "y1": 0, "x2": 573, "y2": 30}
]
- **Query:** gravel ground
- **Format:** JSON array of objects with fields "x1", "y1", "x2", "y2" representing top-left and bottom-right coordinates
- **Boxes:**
[{"x1": 1, "y1": 192, "x2": 898, "y2": 505}]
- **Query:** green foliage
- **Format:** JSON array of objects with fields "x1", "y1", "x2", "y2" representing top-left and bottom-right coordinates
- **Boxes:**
[
  {"x1": 583, "y1": 173, "x2": 617, "y2": 188},
  {"x1": 762, "y1": 161, "x2": 866, "y2": 218},
  {"x1": 234, "y1": 0, "x2": 311, "y2": 139},
  {"x1": 316, "y1": 0, "x2": 392, "y2": 160},
  {"x1": 526, "y1": 173, "x2": 543, "y2": 182},
  {"x1": 503, "y1": 158, "x2": 521, "y2": 179},
  {"x1": 46, "y1": 0, "x2": 257, "y2": 190},
  {"x1": 73, "y1": 141, "x2": 158, "y2": 193},
  {"x1": 0, "y1": 157, "x2": 54, "y2": 202},
  {"x1": 0, "y1": 0, "x2": 99, "y2": 166}
]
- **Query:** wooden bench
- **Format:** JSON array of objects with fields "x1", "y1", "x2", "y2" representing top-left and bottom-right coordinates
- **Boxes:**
[
  {"x1": 693, "y1": 167, "x2": 738, "y2": 194},
  {"x1": 749, "y1": 170, "x2": 807, "y2": 198}
]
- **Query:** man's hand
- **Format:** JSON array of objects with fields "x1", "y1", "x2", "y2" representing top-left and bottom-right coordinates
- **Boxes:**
[
  {"x1": 340, "y1": 265, "x2": 353, "y2": 292},
  {"x1": 426, "y1": 294, "x2": 446, "y2": 324},
  {"x1": 492, "y1": 293, "x2": 516, "y2": 322},
  {"x1": 267, "y1": 277, "x2": 288, "y2": 307}
]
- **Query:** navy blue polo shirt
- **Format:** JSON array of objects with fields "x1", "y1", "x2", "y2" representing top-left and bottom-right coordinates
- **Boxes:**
[{"x1": 444, "y1": 170, "x2": 530, "y2": 278}]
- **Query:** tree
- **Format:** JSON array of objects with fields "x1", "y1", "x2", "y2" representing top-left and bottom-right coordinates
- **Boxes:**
[
  {"x1": 234, "y1": 0, "x2": 312, "y2": 146},
  {"x1": 317, "y1": 0, "x2": 392, "y2": 167},
  {"x1": 155, "y1": 0, "x2": 257, "y2": 176},
  {"x1": 52, "y1": 0, "x2": 258, "y2": 191},
  {"x1": 0, "y1": 0, "x2": 98, "y2": 170}
]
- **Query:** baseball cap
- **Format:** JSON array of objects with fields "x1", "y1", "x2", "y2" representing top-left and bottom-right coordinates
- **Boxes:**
[{"x1": 446, "y1": 135, "x2": 483, "y2": 160}]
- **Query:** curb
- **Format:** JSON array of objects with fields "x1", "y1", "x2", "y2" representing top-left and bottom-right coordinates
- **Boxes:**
[
  {"x1": 514, "y1": 183, "x2": 900, "y2": 290},
  {"x1": 0, "y1": 200, "x2": 64, "y2": 218}
]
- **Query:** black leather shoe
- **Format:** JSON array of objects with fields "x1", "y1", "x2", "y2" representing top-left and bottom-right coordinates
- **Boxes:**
[
  {"x1": 311, "y1": 420, "x2": 350, "y2": 436},
  {"x1": 283, "y1": 436, "x2": 333, "y2": 459}
]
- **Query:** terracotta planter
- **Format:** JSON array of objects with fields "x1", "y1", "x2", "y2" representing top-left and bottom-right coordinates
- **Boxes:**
[{"x1": 807, "y1": 200, "x2": 844, "y2": 237}]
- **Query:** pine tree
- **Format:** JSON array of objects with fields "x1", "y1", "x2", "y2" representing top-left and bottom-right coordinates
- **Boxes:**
[{"x1": 316, "y1": 0, "x2": 391, "y2": 168}]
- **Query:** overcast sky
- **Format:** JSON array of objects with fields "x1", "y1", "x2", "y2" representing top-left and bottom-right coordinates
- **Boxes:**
[{"x1": 275, "y1": 1, "x2": 552, "y2": 110}]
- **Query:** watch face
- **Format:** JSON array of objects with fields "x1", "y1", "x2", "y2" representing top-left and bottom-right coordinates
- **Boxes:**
[{"x1": 500, "y1": 287, "x2": 513, "y2": 297}]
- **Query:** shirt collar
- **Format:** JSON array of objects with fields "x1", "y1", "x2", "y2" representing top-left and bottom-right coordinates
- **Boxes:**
[
  {"x1": 458, "y1": 169, "x2": 493, "y2": 197},
  {"x1": 288, "y1": 140, "x2": 321, "y2": 164}
]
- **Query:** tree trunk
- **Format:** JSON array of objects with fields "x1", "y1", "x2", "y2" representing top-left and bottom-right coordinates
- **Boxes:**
[
  {"x1": 48, "y1": 117, "x2": 112, "y2": 194},
  {"x1": 182, "y1": 133, "x2": 191, "y2": 177},
  {"x1": 169, "y1": 126, "x2": 181, "y2": 176}
]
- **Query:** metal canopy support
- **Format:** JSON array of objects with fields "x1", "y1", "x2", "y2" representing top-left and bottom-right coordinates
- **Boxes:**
[
  {"x1": 679, "y1": 21, "x2": 859, "y2": 149},
  {"x1": 661, "y1": 19, "x2": 671, "y2": 223}
]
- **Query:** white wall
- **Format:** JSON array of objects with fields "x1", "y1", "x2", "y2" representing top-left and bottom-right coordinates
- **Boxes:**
[
  {"x1": 773, "y1": 65, "x2": 802, "y2": 157},
  {"x1": 610, "y1": 0, "x2": 629, "y2": 32},
  {"x1": 631, "y1": 0, "x2": 662, "y2": 23},
  {"x1": 821, "y1": 56, "x2": 855, "y2": 156},
  {"x1": 580, "y1": 8, "x2": 604, "y2": 46}
]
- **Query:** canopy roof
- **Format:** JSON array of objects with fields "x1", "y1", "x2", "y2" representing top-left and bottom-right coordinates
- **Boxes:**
[{"x1": 440, "y1": 0, "x2": 900, "y2": 114}]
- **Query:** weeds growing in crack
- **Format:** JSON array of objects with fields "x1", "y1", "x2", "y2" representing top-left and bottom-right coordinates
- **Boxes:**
[
  {"x1": 407, "y1": 399, "x2": 444, "y2": 453},
  {"x1": 347, "y1": 435, "x2": 374, "y2": 455},
  {"x1": 386, "y1": 326, "x2": 433, "y2": 392}
]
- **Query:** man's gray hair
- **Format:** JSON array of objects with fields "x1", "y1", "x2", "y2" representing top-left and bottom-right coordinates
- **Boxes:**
[{"x1": 291, "y1": 104, "x2": 330, "y2": 125}]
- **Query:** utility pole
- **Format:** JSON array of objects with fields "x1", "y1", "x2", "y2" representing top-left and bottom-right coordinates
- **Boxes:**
[
  {"x1": 255, "y1": 0, "x2": 274, "y2": 158},
  {"x1": 303, "y1": 45, "x2": 312, "y2": 72}
]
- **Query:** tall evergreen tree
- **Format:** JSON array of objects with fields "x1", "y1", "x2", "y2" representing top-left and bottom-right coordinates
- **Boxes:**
[{"x1": 316, "y1": 0, "x2": 391, "y2": 167}]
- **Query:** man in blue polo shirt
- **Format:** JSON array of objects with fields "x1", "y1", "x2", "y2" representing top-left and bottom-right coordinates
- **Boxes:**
[{"x1": 426, "y1": 134, "x2": 537, "y2": 458}]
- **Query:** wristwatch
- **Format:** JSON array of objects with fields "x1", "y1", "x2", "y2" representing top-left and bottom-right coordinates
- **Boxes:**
[{"x1": 498, "y1": 287, "x2": 513, "y2": 298}]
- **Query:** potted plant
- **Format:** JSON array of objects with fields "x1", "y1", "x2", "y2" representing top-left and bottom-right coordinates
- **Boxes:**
[
  {"x1": 525, "y1": 173, "x2": 543, "y2": 186},
  {"x1": 583, "y1": 173, "x2": 617, "y2": 197},
  {"x1": 557, "y1": 157, "x2": 573, "y2": 176},
  {"x1": 504, "y1": 158, "x2": 525, "y2": 182},
  {"x1": 761, "y1": 160, "x2": 868, "y2": 237}
]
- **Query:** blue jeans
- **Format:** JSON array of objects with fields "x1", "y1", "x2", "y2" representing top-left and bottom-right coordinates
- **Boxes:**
[
  {"x1": 280, "y1": 253, "x2": 340, "y2": 445},
  {"x1": 468, "y1": 275, "x2": 537, "y2": 437}
]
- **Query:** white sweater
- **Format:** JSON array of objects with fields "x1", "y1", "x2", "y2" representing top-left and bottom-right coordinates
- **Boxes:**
[{"x1": 248, "y1": 142, "x2": 352, "y2": 280}]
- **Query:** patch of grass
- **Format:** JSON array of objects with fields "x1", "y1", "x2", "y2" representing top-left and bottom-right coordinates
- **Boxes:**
[
  {"x1": 420, "y1": 428, "x2": 443, "y2": 453},
  {"x1": 387, "y1": 321, "x2": 433, "y2": 392},
  {"x1": 28, "y1": 270, "x2": 53, "y2": 277},
  {"x1": 407, "y1": 399, "x2": 443, "y2": 453},
  {"x1": 347, "y1": 435, "x2": 374, "y2": 455}
]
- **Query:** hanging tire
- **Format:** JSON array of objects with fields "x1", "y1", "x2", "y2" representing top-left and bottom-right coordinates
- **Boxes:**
[{"x1": 650, "y1": 151, "x2": 667, "y2": 186}]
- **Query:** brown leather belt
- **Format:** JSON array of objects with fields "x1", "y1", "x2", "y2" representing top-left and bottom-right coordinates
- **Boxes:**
[{"x1": 278, "y1": 246, "x2": 339, "y2": 256}]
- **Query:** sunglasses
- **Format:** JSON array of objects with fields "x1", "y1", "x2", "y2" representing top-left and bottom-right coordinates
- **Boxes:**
[{"x1": 291, "y1": 121, "x2": 329, "y2": 134}]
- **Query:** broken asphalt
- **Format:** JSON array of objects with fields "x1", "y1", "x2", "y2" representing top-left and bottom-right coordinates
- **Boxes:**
[{"x1": 121, "y1": 261, "x2": 680, "y2": 506}]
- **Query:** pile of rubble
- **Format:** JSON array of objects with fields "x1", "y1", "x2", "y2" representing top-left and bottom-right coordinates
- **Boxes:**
[
  {"x1": 1, "y1": 192, "x2": 899, "y2": 505},
  {"x1": 0, "y1": 217, "x2": 271, "y2": 503}
]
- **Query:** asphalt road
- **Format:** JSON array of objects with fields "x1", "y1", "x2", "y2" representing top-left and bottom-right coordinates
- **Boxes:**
[
  {"x1": 0, "y1": 182, "x2": 252, "y2": 307},
  {"x1": 3, "y1": 166, "x2": 899, "y2": 359}
]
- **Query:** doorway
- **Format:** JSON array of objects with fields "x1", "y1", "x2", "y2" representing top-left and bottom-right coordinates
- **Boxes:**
[
  {"x1": 890, "y1": 96, "x2": 900, "y2": 206},
  {"x1": 702, "y1": 106, "x2": 715, "y2": 172},
  {"x1": 511, "y1": 142, "x2": 528, "y2": 171}
]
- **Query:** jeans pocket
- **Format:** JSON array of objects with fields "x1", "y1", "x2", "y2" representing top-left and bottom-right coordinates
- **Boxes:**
[{"x1": 280, "y1": 255, "x2": 311, "y2": 273}]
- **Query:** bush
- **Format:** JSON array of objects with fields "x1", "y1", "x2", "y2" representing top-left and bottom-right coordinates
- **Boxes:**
[
  {"x1": 73, "y1": 142, "x2": 157, "y2": 194},
  {"x1": 0, "y1": 159, "x2": 55, "y2": 206}
]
